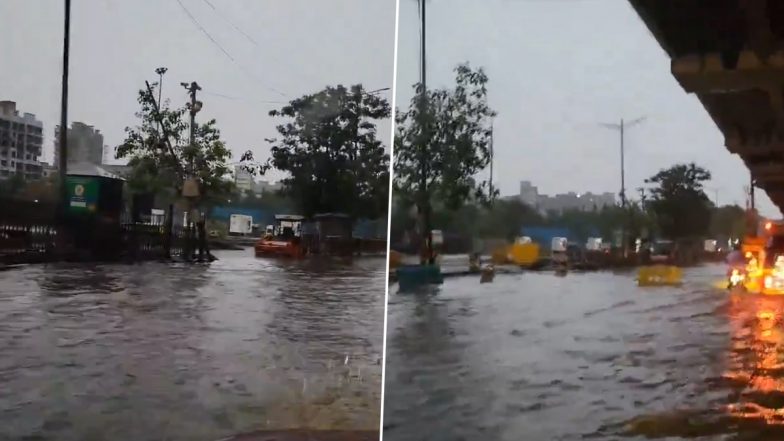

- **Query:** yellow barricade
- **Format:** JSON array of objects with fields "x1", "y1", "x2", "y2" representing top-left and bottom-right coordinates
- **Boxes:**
[{"x1": 638, "y1": 265, "x2": 682, "y2": 286}]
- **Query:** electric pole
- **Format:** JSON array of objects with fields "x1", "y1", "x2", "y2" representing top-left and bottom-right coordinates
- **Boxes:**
[
  {"x1": 59, "y1": 0, "x2": 71, "y2": 215},
  {"x1": 600, "y1": 116, "x2": 645, "y2": 257},
  {"x1": 180, "y1": 81, "x2": 203, "y2": 261},
  {"x1": 418, "y1": 0, "x2": 432, "y2": 265},
  {"x1": 489, "y1": 119, "x2": 494, "y2": 204},
  {"x1": 181, "y1": 81, "x2": 202, "y2": 155},
  {"x1": 707, "y1": 187, "x2": 719, "y2": 207},
  {"x1": 599, "y1": 117, "x2": 646, "y2": 207},
  {"x1": 156, "y1": 67, "x2": 168, "y2": 108}
]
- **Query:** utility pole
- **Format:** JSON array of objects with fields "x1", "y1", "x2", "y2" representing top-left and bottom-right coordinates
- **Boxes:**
[
  {"x1": 156, "y1": 67, "x2": 168, "y2": 108},
  {"x1": 418, "y1": 0, "x2": 432, "y2": 265},
  {"x1": 489, "y1": 120, "x2": 494, "y2": 203},
  {"x1": 181, "y1": 81, "x2": 203, "y2": 261},
  {"x1": 600, "y1": 116, "x2": 645, "y2": 257},
  {"x1": 58, "y1": 0, "x2": 71, "y2": 216},
  {"x1": 182, "y1": 81, "x2": 202, "y2": 153}
]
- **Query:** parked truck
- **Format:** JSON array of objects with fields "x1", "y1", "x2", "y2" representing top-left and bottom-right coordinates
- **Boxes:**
[{"x1": 229, "y1": 214, "x2": 253, "y2": 236}]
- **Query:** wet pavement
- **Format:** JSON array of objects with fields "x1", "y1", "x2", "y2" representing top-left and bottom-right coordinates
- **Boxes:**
[
  {"x1": 0, "y1": 250, "x2": 384, "y2": 441},
  {"x1": 384, "y1": 264, "x2": 784, "y2": 441}
]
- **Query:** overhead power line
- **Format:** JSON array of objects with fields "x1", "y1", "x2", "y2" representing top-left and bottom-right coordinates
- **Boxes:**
[
  {"x1": 174, "y1": 0, "x2": 288, "y2": 98},
  {"x1": 202, "y1": 0, "x2": 259, "y2": 46},
  {"x1": 175, "y1": 0, "x2": 234, "y2": 61}
]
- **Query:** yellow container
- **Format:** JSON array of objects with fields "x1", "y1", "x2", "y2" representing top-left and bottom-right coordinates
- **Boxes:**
[
  {"x1": 638, "y1": 265, "x2": 682, "y2": 286},
  {"x1": 508, "y1": 243, "x2": 540, "y2": 266}
]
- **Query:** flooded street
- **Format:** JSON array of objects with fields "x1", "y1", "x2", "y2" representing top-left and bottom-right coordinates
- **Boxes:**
[
  {"x1": 0, "y1": 250, "x2": 384, "y2": 441},
  {"x1": 384, "y1": 264, "x2": 784, "y2": 441}
]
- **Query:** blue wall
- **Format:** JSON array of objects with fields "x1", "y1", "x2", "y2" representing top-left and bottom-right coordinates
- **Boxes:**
[{"x1": 354, "y1": 219, "x2": 387, "y2": 239}]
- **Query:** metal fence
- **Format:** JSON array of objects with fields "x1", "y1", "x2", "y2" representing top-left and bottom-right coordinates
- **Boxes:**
[{"x1": 0, "y1": 198, "x2": 191, "y2": 264}]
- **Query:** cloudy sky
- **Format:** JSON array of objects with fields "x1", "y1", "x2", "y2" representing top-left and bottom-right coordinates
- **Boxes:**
[
  {"x1": 0, "y1": 0, "x2": 396, "y2": 183},
  {"x1": 395, "y1": 0, "x2": 777, "y2": 216}
]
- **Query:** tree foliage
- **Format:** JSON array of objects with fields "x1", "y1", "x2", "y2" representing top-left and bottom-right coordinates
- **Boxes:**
[
  {"x1": 394, "y1": 63, "x2": 497, "y2": 211},
  {"x1": 709, "y1": 204, "x2": 746, "y2": 239},
  {"x1": 253, "y1": 84, "x2": 390, "y2": 220},
  {"x1": 645, "y1": 162, "x2": 712, "y2": 239},
  {"x1": 116, "y1": 81, "x2": 234, "y2": 200}
]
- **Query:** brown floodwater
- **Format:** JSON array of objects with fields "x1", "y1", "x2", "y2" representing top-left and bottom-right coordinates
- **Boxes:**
[
  {"x1": 384, "y1": 264, "x2": 784, "y2": 441},
  {"x1": 0, "y1": 250, "x2": 384, "y2": 441}
]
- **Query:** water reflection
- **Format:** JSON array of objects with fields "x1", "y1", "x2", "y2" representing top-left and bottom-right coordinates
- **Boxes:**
[
  {"x1": 723, "y1": 294, "x2": 784, "y2": 430},
  {"x1": 0, "y1": 251, "x2": 384, "y2": 441},
  {"x1": 385, "y1": 265, "x2": 784, "y2": 441}
]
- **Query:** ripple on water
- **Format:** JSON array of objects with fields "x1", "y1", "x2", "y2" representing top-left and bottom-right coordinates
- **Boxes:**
[
  {"x1": 383, "y1": 264, "x2": 784, "y2": 441},
  {"x1": 0, "y1": 251, "x2": 385, "y2": 441}
]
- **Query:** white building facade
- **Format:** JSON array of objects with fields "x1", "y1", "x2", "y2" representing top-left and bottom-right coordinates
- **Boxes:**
[{"x1": 0, "y1": 101, "x2": 44, "y2": 180}]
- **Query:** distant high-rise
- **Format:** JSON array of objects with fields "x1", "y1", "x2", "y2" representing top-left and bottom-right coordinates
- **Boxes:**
[
  {"x1": 507, "y1": 179, "x2": 616, "y2": 215},
  {"x1": 518, "y1": 180, "x2": 539, "y2": 207},
  {"x1": 54, "y1": 122, "x2": 105, "y2": 167},
  {"x1": 234, "y1": 165, "x2": 254, "y2": 192},
  {"x1": 0, "y1": 101, "x2": 44, "y2": 180}
]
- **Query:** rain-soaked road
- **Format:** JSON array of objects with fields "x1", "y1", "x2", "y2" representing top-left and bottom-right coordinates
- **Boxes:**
[
  {"x1": 384, "y1": 264, "x2": 784, "y2": 441},
  {"x1": 0, "y1": 250, "x2": 384, "y2": 441}
]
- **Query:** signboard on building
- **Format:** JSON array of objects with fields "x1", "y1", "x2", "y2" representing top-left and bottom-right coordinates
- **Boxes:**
[{"x1": 66, "y1": 176, "x2": 99, "y2": 213}]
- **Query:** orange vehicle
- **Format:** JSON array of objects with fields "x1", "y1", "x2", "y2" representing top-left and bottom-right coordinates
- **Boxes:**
[
  {"x1": 254, "y1": 214, "x2": 306, "y2": 258},
  {"x1": 740, "y1": 220, "x2": 784, "y2": 294}
]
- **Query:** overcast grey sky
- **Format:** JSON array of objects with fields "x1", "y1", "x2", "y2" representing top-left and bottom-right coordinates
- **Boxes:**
[
  {"x1": 1, "y1": 0, "x2": 395, "y2": 183},
  {"x1": 396, "y1": 0, "x2": 777, "y2": 216}
]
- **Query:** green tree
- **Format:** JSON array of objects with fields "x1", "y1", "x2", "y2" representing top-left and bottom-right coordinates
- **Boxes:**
[
  {"x1": 710, "y1": 204, "x2": 746, "y2": 239},
  {"x1": 645, "y1": 163, "x2": 712, "y2": 239},
  {"x1": 117, "y1": 78, "x2": 237, "y2": 260},
  {"x1": 116, "y1": 81, "x2": 234, "y2": 202},
  {"x1": 476, "y1": 199, "x2": 543, "y2": 240},
  {"x1": 253, "y1": 84, "x2": 390, "y2": 221},
  {"x1": 394, "y1": 63, "x2": 497, "y2": 211}
]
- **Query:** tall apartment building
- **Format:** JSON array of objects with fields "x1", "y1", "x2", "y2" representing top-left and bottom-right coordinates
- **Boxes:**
[
  {"x1": 518, "y1": 180, "x2": 539, "y2": 207},
  {"x1": 0, "y1": 101, "x2": 44, "y2": 180},
  {"x1": 234, "y1": 165, "x2": 254, "y2": 192},
  {"x1": 54, "y1": 122, "x2": 105, "y2": 167}
]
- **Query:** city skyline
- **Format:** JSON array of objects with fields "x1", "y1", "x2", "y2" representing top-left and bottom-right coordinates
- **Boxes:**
[
  {"x1": 0, "y1": 0, "x2": 395, "y2": 183},
  {"x1": 394, "y1": 0, "x2": 777, "y2": 217}
]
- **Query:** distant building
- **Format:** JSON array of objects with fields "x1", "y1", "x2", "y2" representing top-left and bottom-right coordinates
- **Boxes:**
[
  {"x1": 505, "y1": 179, "x2": 616, "y2": 215},
  {"x1": 42, "y1": 162, "x2": 58, "y2": 178},
  {"x1": 234, "y1": 165, "x2": 254, "y2": 192},
  {"x1": 101, "y1": 164, "x2": 132, "y2": 179},
  {"x1": 252, "y1": 179, "x2": 282, "y2": 196},
  {"x1": 0, "y1": 101, "x2": 44, "y2": 180},
  {"x1": 518, "y1": 180, "x2": 539, "y2": 207},
  {"x1": 537, "y1": 191, "x2": 616, "y2": 214},
  {"x1": 54, "y1": 122, "x2": 105, "y2": 167}
]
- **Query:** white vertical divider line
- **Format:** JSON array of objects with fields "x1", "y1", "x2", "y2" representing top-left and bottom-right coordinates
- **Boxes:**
[{"x1": 379, "y1": 0, "x2": 401, "y2": 439}]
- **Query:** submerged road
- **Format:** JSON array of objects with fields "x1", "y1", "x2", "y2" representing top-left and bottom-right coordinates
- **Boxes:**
[
  {"x1": 0, "y1": 250, "x2": 384, "y2": 441},
  {"x1": 384, "y1": 264, "x2": 784, "y2": 440}
]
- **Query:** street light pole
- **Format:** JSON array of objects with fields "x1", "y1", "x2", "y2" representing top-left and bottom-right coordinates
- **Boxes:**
[
  {"x1": 489, "y1": 119, "x2": 494, "y2": 203},
  {"x1": 600, "y1": 116, "x2": 646, "y2": 257},
  {"x1": 58, "y1": 0, "x2": 71, "y2": 214},
  {"x1": 418, "y1": 0, "x2": 432, "y2": 265}
]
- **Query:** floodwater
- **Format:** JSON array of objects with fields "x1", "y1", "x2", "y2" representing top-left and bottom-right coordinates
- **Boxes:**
[
  {"x1": 384, "y1": 264, "x2": 784, "y2": 441},
  {"x1": 0, "y1": 250, "x2": 384, "y2": 441}
]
